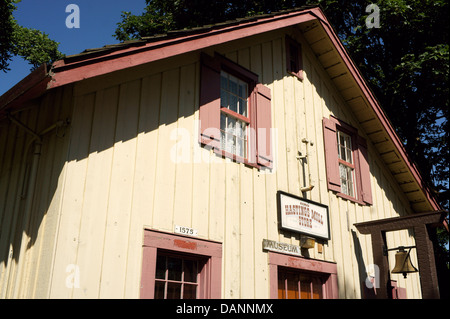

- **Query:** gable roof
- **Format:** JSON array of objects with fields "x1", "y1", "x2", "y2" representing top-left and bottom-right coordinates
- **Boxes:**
[{"x1": 0, "y1": 5, "x2": 440, "y2": 212}]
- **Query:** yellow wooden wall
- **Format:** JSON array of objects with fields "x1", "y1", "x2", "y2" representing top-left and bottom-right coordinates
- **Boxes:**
[
  {"x1": 0, "y1": 85, "x2": 73, "y2": 298},
  {"x1": 0, "y1": 28, "x2": 422, "y2": 298}
]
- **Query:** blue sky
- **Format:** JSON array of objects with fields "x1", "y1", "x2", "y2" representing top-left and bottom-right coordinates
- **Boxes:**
[{"x1": 1, "y1": 0, "x2": 147, "y2": 95}]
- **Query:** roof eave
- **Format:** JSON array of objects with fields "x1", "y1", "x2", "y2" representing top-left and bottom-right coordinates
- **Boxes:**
[{"x1": 0, "y1": 63, "x2": 52, "y2": 120}]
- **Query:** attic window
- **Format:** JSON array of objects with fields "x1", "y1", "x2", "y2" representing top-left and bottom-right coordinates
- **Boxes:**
[{"x1": 286, "y1": 36, "x2": 303, "y2": 80}]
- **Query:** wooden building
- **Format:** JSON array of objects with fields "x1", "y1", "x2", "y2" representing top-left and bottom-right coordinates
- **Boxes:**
[{"x1": 0, "y1": 6, "x2": 445, "y2": 299}]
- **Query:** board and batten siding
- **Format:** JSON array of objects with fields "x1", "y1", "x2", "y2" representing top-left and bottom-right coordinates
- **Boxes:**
[
  {"x1": 0, "y1": 85, "x2": 73, "y2": 298},
  {"x1": 0, "y1": 28, "x2": 421, "y2": 298}
]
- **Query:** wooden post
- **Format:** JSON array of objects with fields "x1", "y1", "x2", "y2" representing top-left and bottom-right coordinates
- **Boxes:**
[
  {"x1": 414, "y1": 224, "x2": 440, "y2": 299},
  {"x1": 370, "y1": 231, "x2": 389, "y2": 299}
]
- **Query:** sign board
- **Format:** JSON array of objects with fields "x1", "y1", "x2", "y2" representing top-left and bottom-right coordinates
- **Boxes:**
[
  {"x1": 277, "y1": 191, "x2": 330, "y2": 240},
  {"x1": 262, "y1": 239, "x2": 302, "y2": 256}
]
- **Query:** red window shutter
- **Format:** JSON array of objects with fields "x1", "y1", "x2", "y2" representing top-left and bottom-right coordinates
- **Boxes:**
[
  {"x1": 357, "y1": 136, "x2": 373, "y2": 205},
  {"x1": 199, "y1": 54, "x2": 221, "y2": 149},
  {"x1": 322, "y1": 117, "x2": 341, "y2": 192},
  {"x1": 255, "y1": 83, "x2": 273, "y2": 169},
  {"x1": 285, "y1": 36, "x2": 303, "y2": 80}
]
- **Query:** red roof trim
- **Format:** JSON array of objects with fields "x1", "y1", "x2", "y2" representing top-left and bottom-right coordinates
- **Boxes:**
[
  {"x1": 0, "y1": 64, "x2": 51, "y2": 118},
  {"x1": 49, "y1": 10, "x2": 318, "y2": 88}
]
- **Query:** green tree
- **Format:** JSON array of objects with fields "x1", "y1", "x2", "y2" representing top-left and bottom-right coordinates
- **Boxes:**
[{"x1": 0, "y1": 0, "x2": 64, "y2": 73}]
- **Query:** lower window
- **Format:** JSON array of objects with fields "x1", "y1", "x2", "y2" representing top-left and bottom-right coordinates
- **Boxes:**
[
  {"x1": 268, "y1": 251, "x2": 338, "y2": 299},
  {"x1": 154, "y1": 252, "x2": 206, "y2": 299},
  {"x1": 140, "y1": 230, "x2": 222, "y2": 299},
  {"x1": 278, "y1": 267, "x2": 326, "y2": 299}
]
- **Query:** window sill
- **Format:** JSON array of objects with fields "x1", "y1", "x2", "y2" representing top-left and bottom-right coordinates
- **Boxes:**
[
  {"x1": 213, "y1": 148, "x2": 260, "y2": 169},
  {"x1": 336, "y1": 192, "x2": 366, "y2": 206}
]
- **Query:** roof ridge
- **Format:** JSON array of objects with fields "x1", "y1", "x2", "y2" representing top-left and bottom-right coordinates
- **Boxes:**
[{"x1": 65, "y1": 4, "x2": 320, "y2": 60}]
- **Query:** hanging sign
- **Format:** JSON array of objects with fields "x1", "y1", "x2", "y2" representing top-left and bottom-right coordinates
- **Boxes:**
[{"x1": 277, "y1": 191, "x2": 330, "y2": 240}]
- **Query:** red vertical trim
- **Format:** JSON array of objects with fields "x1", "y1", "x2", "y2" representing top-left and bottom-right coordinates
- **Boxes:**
[
  {"x1": 322, "y1": 117, "x2": 341, "y2": 192},
  {"x1": 255, "y1": 83, "x2": 273, "y2": 168},
  {"x1": 357, "y1": 136, "x2": 373, "y2": 205},
  {"x1": 140, "y1": 246, "x2": 157, "y2": 299},
  {"x1": 199, "y1": 54, "x2": 221, "y2": 149},
  {"x1": 285, "y1": 36, "x2": 304, "y2": 80},
  {"x1": 209, "y1": 256, "x2": 222, "y2": 299},
  {"x1": 269, "y1": 263, "x2": 279, "y2": 299}
]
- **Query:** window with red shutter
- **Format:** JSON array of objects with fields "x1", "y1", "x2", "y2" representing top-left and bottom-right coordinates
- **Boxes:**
[
  {"x1": 199, "y1": 53, "x2": 273, "y2": 169},
  {"x1": 199, "y1": 53, "x2": 221, "y2": 149},
  {"x1": 285, "y1": 36, "x2": 303, "y2": 80},
  {"x1": 255, "y1": 83, "x2": 273, "y2": 169},
  {"x1": 322, "y1": 116, "x2": 373, "y2": 205}
]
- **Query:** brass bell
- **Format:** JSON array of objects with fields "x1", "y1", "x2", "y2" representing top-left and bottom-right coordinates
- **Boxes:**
[{"x1": 391, "y1": 247, "x2": 418, "y2": 278}]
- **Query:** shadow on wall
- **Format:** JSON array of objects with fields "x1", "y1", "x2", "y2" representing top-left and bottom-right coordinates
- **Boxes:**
[{"x1": 0, "y1": 84, "x2": 74, "y2": 297}]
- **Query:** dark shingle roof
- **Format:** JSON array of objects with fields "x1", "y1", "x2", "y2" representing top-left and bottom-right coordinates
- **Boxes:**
[{"x1": 64, "y1": 5, "x2": 319, "y2": 62}]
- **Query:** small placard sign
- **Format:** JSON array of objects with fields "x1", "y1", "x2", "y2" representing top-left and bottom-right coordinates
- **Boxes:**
[
  {"x1": 277, "y1": 191, "x2": 330, "y2": 240},
  {"x1": 262, "y1": 239, "x2": 302, "y2": 256},
  {"x1": 174, "y1": 225, "x2": 198, "y2": 237}
]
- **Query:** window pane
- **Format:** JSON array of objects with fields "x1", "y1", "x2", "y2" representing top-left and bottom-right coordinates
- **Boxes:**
[
  {"x1": 155, "y1": 256, "x2": 166, "y2": 279},
  {"x1": 286, "y1": 273, "x2": 299, "y2": 299},
  {"x1": 346, "y1": 148, "x2": 353, "y2": 164},
  {"x1": 221, "y1": 90, "x2": 228, "y2": 108},
  {"x1": 154, "y1": 281, "x2": 165, "y2": 299},
  {"x1": 229, "y1": 77, "x2": 238, "y2": 94},
  {"x1": 221, "y1": 74, "x2": 228, "y2": 90},
  {"x1": 339, "y1": 163, "x2": 347, "y2": 180},
  {"x1": 347, "y1": 169, "x2": 354, "y2": 197},
  {"x1": 345, "y1": 135, "x2": 352, "y2": 149},
  {"x1": 167, "y1": 257, "x2": 182, "y2": 281},
  {"x1": 290, "y1": 45, "x2": 298, "y2": 71},
  {"x1": 229, "y1": 95, "x2": 238, "y2": 113},
  {"x1": 183, "y1": 284, "x2": 197, "y2": 299},
  {"x1": 236, "y1": 121, "x2": 245, "y2": 139},
  {"x1": 167, "y1": 283, "x2": 181, "y2": 299},
  {"x1": 238, "y1": 83, "x2": 243, "y2": 98},
  {"x1": 340, "y1": 146, "x2": 346, "y2": 161},
  {"x1": 183, "y1": 260, "x2": 197, "y2": 283},
  {"x1": 236, "y1": 138, "x2": 243, "y2": 158},
  {"x1": 227, "y1": 116, "x2": 236, "y2": 134},
  {"x1": 278, "y1": 277, "x2": 286, "y2": 299},
  {"x1": 220, "y1": 131, "x2": 226, "y2": 150},
  {"x1": 300, "y1": 276, "x2": 312, "y2": 299},
  {"x1": 220, "y1": 112, "x2": 226, "y2": 131},
  {"x1": 312, "y1": 279, "x2": 323, "y2": 299},
  {"x1": 239, "y1": 98, "x2": 247, "y2": 116},
  {"x1": 339, "y1": 134, "x2": 345, "y2": 148}
]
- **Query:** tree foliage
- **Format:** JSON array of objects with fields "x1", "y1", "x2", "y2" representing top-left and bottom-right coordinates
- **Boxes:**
[{"x1": 0, "y1": 0, "x2": 64, "y2": 73}]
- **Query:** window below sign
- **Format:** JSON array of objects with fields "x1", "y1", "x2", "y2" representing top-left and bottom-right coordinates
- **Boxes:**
[{"x1": 278, "y1": 267, "x2": 326, "y2": 299}]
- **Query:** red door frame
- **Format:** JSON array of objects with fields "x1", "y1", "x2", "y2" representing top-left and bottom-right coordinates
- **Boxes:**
[{"x1": 268, "y1": 251, "x2": 339, "y2": 299}]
